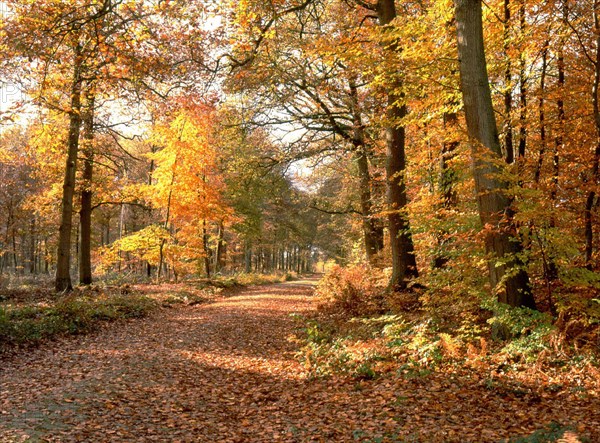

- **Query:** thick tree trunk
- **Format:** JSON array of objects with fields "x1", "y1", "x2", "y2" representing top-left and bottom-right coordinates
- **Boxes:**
[
  {"x1": 79, "y1": 93, "x2": 94, "y2": 285},
  {"x1": 455, "y1": 0, "x2": 535, "y2": 308},
  {"x1": 55, "y1": 45, "x2": 83, "y2": 292},
  {"x1": 376, "y1": 0, "x2": 419, "y2": 290}
]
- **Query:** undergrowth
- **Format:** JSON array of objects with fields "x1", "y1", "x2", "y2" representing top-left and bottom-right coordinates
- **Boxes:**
[
  {"x1": 503, "y1": 422, "x2": 587, "y2": 443},
  {"x1": 0, "y1": 293, "x2": 156, "y2": 348},
  {"x1": 295, "y1": 264, "x2": 600, "y2": 381},
  {"x1": 0, "y1": 271, "x2": 298, "y2": 352}
]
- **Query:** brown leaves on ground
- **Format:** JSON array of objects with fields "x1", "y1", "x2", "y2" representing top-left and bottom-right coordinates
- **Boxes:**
[{"x1": 1, "y1": 277, "x2": 598, "y2": 442}]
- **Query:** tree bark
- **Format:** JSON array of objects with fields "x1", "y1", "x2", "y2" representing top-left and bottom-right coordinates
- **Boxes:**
[
  {"x1": 376, "y1": 0, "x2": 419, "y2": 289},
  {"x1": 585, "y1": 0, "x2": 600, "y2": 268},
  {"x1": 215, "y1": 220, "x2": 225, "y2": 274},
  {"x1": 28, "y1": 218, "x2": 35, "y2": 274},
  {"x1": 534, "y1": 42, "x2": 548, "y2": 184},
  {"x1": 349, "y1": 79, "x2": 384, "y2": 263},
  {"x1": 79, "y1": 92, "x2": 94, "y2": 285},
  {"x1": 55, "y1": 44, "x2": 83, "y2": 292},
  {"x1": 503, "y1": 0, "x2": 514, "y2": 164},
  {"x1": 517, "y1": 0, "x2": 527, "y2": 161},
  {"x1": 455, "y1": 0, "x2": 535, "y2": 308},
  {"x1": 203, "y1": 219, "x2": 211, "y2": 278}
]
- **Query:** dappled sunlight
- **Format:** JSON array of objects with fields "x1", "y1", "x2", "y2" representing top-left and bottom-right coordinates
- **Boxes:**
[
  {"x1": 177, "y1": 349, "x2": 306, "y2": 380},
  {"x1": 2, "y1": 281, "x2": 599, "y2": 442}
]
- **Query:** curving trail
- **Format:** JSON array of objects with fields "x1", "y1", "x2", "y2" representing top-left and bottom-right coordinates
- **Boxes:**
[{"x1": 1, "y1": 278, "x2": 598, "y2": 442}]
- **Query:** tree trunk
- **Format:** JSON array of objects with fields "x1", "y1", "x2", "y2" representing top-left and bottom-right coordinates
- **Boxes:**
[
  {"x1": 534, "y1": 42, "x2": 548, "y2": 184},
  {"x1": 517, "y1": 0, "x2": 527, "y2": 161},
  {"x1": 585, "y1": 0, "x2": 600, "y2": 268},
  {"x1": 503, "y1": 0, "x2": 514, "y2": 164},
  {"x1": 158, "y1": 171, "x2": 175, "y2": 280},
  {"x1": 215, "y1": 220, "x2": 225, "y2": 274},
  {"x1": 28, "y1": 218, "x2": 35, "y2": 274},
  {"x1": 203, "y1": 219, "x2": 211, "y2": 278},
  {"x1": 11, "y1": 231, "x2": 17, "y2": 272},
  {"x1": 547, "y1": 3, "x2": 567, "y2": 280},
  {"x1": 79, "y1": 92, "x2": 94, "y2": 285},
  {"x1": 455, "y1": 0, "x2": 535, "y2": 308},
  {"x1": 349, "y1": 79, "x2": 384, "y2": 263},
  {"x1": 376, "y1": 0, "x2": 419, "y2": 290},
  {"x1": 55, "y1": 44, "x2": 83, "y2": 292},
  {"x1": 433, "y1": 110, "x2": 459, "y2": 269},
  {"x1": 245, "y1": 242, "x2": 252, "y2": 273}
]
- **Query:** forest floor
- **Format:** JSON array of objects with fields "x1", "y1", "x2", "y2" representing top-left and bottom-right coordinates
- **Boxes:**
[{"x1": 0, "y1": 277, "x2": 599, "y2": 443}]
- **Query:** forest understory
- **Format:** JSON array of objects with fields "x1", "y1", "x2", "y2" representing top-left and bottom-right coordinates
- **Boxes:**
[{"x1": 0, "y1": 275, "x2": 598, "y2": 443}]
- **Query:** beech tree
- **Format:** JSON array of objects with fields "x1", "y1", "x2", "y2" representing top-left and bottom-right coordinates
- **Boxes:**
[
  {"x1": 1, "y1": 0, "x2": 176, "y2": 290},
  {"x1": 454, "y1": 0, "x2": 535, "y2": 308}
]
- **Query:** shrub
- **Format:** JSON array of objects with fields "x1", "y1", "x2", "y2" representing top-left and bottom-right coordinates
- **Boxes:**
[
  {"x1": 233, "y1": 272, "x2": 294, "y2": 286},
  {"x1": 483, "y1": 299, "x2": 555, "y2": 361},
  {"x1": 294, "y1": 316, "x2": 384, "y2": 379},
  {"x1": 316, "y1": 264, "x2": 388, "y2": 317},
  {"x1": 0, "y1": 292, "x2": 156, "y2": 349}
]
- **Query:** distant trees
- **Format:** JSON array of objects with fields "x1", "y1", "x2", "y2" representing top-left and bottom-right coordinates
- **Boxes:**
[{"x1": 0, "y1": 0, "x2": 598, "y2": 319}]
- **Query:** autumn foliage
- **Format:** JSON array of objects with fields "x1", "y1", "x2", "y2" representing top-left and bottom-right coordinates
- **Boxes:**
[{"x1": 0, "y1": 0, "x2": 600, "y2": 439}]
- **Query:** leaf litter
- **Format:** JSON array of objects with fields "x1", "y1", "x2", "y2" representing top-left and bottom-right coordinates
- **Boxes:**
[{"x1": 0, "y1": 277, "x2": 598, "y2": 442}]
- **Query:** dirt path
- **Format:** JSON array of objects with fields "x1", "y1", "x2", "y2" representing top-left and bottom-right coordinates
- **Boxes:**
[{"x1": 1, "y1": 279, "x2": 599, "y2": 442}]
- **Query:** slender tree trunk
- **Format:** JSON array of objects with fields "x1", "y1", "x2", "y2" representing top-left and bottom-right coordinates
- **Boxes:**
[
  {"x1": 585, "y1": 0, "x2": 600, "y2": 268},
  {"x1": 215, "y1": 220, "x2": 225, "y2": 274},
  {"x1": 117, "y1": 203, "x2": 125, "y2": 273},
  {"x1": 547, "y1": 6, "x2": 567, "y2": 281},
  {"x1": 245, "y1": 242, "x2": 252, "y2": 273},
  {"x1": 79, "y1": 92, "x2": 94, "y2": 285},
  {"x1": 11, "y1": 224, "x2": 17, "y2": 271},
  {"x1": 203, "y1": 219, "x2": 211, "y2": 278},
  {"x1": 349, "y1": 78, "x2": 384, "y2": 263},
  {"x1": 534, "y1": 40, "x2": 558, "y2": 284},
  {"x1": 145, "y1": 145, "x2": 156, "y2": 277},
  {"x1": 44, "y1": 238, "x2": 49, "y2": 274},
  {"x1": 55, "y1": 44, "x2": 83, "y2": 292},
  {"x1": 455, "y1": 0, "x2": 535, "y2": 308},
  {"x1": 534, "y1": 42, "x2": 548, "y2": 184},
  {"x1": 503, "y1": 0, "x2": 514, "y2": 164},
  {"x1": 1, "y1": 212, "x2": 11, "y2": 275},
  {"x1": 28, "y1": 218, "x2": 35, "y2": 274},
  {"x1": 376, "y1": 0, "x2": 419, "y2": 290},
  {"x1": 433, "y1": 110, "x2": 459, "y2": 269},
  {"x1": 517, "y1": 0, "x2": 527, "y2": 161},
  {"x1": 158, "y1": 174, "x2": 174, "y2": 280}
]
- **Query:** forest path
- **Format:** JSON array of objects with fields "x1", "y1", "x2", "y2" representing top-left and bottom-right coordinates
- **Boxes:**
[{"x1": 1, "y1": 278, "x2": 598, "y2": 442}]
